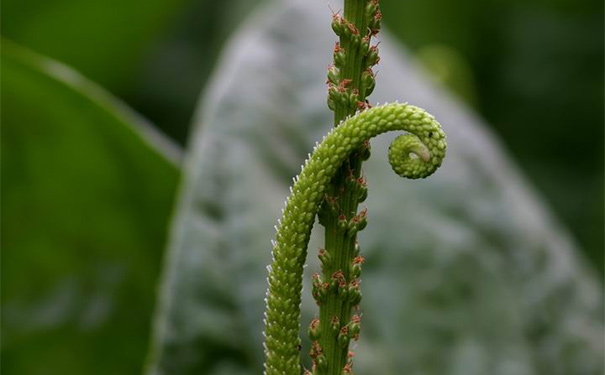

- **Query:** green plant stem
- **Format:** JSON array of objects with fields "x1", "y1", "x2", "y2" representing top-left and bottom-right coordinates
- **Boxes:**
[
  {"x1": 263, "y1": 1, "x2": 446, "y2": 374},
  {"x1": 318, "y1": 1, "x2": 372, "y2": 374}
]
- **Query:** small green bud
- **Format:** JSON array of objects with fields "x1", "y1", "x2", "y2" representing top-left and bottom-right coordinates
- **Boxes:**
[
  {"x1": 338, "y1": 213, "x2": 348, "y2": 233},
  {"x1": 338, "y1": 326, "x2": 350, "y2": 348},
  {"x1": 355, "y1": 208, "x2": 368, "y2": 231},
  {"x1": 332, "y1": 270, "x2": 346, "y2": 289},
  {"x1": 360, "y1": 35, "x2": 370, "y2": 53},
  {"x1": 366, "y1": 0, "x2": 378, "y2": 17},
  {"x1": 331, "y1": 316, "x2": 341, "y2": 334},
  {"x1": 327, "y1": 97, "x2": 337, "y2": 111},
  {"x1": 369, "y1": 11, "x2": 382, "y2": 34},
  {"x1": 346, "y1": 223, "x2": 358, "y2": 238},
  {"x1": 366, "y1": 45, "x2": 379, "y2": 67},
  {"x1": 318, "y1": 248, "x2": 331, "y2": 271},
  {"x1": 348, "y1": 280, "x2": 362, "y2": 305},
  {"x1": 351, "y1": 255, "x2": 364, "y2": 278},
  {"x1": 328, "y1": 85, "x2": 341, "y2": 102},
  {"x1": 327, "y1": 65, "x2": 340, "y2": 85},
  {"x1": 361, "y1": 69, "x2": 375, "y2": 96},
  {"x1": 308, "y1": 318, "x2": 321, "y2": 341},
  {"x1": 310, "y1": 340, "x2": 322, "y2": 359},
  {"x1": 347, "y1": 89, "x2": 360, "y2": 111},
  {"x1": 344, "y1": 22, "x2": 360, "y2": 42},
  {"x1": 316, "y1": 354, "x2": 328, "y2": 371},
  {"x1": 312, "y1": 273, "x2": 326, "y2": 303},
  {"x1": 333, "y1": 43, "x2": 347, "y2": 67},
  {"x1": 331, "y1": 14, "x2": 344, "y2": 36},
  {"x1": 347, "y1": 314, "x2": 361, "y2": 338},
  {"x1": 357, "y1": 183, "x2": 368, "y2": 202}
]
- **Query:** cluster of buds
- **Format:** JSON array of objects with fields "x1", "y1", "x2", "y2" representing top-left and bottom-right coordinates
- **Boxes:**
[
  {"x1": 345, "y1": 174, "x2": 368, "y2": 203},
  {"x1": 305, "y1": 312, "x2": 362, "y2": 374},
  {"x1": 309, "y1": 340, "x2": 327, "y2": 373},
  {"x1": 326, "y1": 0, "x2": 382, "y2": 114},
  {"x1": 335, "y1": 207, "x2": 368, "y2": 238},
  {"x1": 307, "y1": 2, "x2": 381, "y2": 374}
]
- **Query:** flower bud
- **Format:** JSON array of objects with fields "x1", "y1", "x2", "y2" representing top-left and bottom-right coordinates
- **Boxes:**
[
  {"x1": 366, "y1": 45, "x2": 379, "y2": 67},
  {"x1": 316, "y1": 354, "x2": 328, "y2": 371},
  {"x1": 348, "y1": 89, "x2": 359, "y2": 109},
  {"x1": 327, "y1": 65, "x2": 340, "y2": 85},
  {"x1": 361, "y1": 69, "x2": 376, "y2": 96},
  {"x1": 338, "y1": 213, "x2": 348, "y2": 233},
  {"x1": 334, "y1": 43, "x2": 347, "y2": 67},
  {"x1": 348, "y1": 280, "x2": 362, "y2": 305},
  {"x1": 355, "y1": 209, "x2": 368, "y2": 231},
  {"x1": 310, "y1": 340, "x2": 322, "y2": 359},
  {"x1": 331, "y1": 14, "x2": 344, "y2": 36},
  {"x1": 312, "y1": 273, "x2": 326, "y2": 303},
  {"x1": 346, "y1": 223, "x2": 358, "y2": 238},
  {"x1": 347, "y1": 315, "x2": 361, "y2": 338},
  {"x1": 351, "y1": 256, "x2": 364, "y2": 279},
  {"x1": 308, "y1": 318, "x2": 321, "y2": 341},
  {"x1": 356, "y1": 184, "x2": 368, "y2": 202},
  {"x1": 360, "y1": 35, "x2": 370, "y2": 54},
  {"x1": 369, "y1": 11, "x2": 382, "y2": 34},
  {"x1": 327, "y1": 97, "x2": 337, "y2": 111},
  {"x1": 366, "y1": 0, "x2": 378, "y2": 16},
  {"x1": 355, "y1": 176, "x2": 368, "y2": 202},
  {"x1": 318, "y1": 248, "x2": 331, "y2": 271},
  {"x1": 331, "y1": 315, "x2": 341, "y2": 334},
  {"x1": 338, "y1": 326, "x2": 350, "y2": 348}
]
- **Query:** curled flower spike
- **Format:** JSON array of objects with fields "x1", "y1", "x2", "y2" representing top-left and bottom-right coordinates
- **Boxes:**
[{"x1": 263, "y1": 103, "x2": 446, "y2": 375}]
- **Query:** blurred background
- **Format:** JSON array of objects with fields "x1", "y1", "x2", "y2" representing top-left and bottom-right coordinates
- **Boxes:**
[
  {"x1": 5, "y1": 0, "x2": 602, "y2": 260},
  {"x1": 2, "y1": 0, "x2": 603, "y2": 374}
]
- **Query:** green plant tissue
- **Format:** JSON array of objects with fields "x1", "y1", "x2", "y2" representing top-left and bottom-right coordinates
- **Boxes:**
[{"x1": 147, "y1": 1, "x2": 604, "y2": 374}]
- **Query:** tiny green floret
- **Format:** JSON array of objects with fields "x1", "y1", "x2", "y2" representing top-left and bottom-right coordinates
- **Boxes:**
[{"x1": 263, "y1": 102, "x2": 446, "y2": 375}]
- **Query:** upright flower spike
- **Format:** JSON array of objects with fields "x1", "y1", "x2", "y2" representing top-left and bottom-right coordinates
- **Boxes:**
[
  {"x1": 316, "y1": 0, "x2": 387, "y2": 373},
  {"x1": 263, "y1": 103, "x2": 446, "y2": 374}
]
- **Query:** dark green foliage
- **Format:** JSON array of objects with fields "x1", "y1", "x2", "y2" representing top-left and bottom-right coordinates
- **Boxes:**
[{"x1": 1, "y1": 42, "x2": 180, "y2": 375}]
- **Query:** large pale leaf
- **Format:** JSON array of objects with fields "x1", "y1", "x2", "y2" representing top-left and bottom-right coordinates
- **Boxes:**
[
  {"x1": 148, "y1": 0, "x2": 604, "y2": 374},
  {"x1": 1, "y1": 40, "x2": 181, "y2": 375}
]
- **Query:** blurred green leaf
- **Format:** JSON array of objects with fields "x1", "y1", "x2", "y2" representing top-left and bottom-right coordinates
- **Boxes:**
[
  {"x1": 1, "y1": 40, "x2": 181, "y2": 375},
  {"x1": 147, "y1": 1, "x2": 603, "y2": 374},
  {"x1": 381, "y1": 0, "x2": 604, "y2": 265},
  {"x1": 1, "y1": 0, "x2": 190, "y2": 93}
]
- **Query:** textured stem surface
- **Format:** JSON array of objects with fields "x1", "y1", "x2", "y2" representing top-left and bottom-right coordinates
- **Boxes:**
[
  {"x1": 263, "y1": 103, "x2": 446, "y2": 375},
  {"x1": 320, "y1": 0, "x2": 382, "y2": 373}
]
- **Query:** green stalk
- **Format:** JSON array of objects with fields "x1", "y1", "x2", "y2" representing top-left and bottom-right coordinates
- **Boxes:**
[{"x1": 311, "y1": 1, "x2": 382, "y2": 374}]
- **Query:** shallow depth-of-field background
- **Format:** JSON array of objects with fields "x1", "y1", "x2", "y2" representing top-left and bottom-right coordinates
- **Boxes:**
[{"x1": 2, "y1": 0, "x2": 603, "y2": 374}]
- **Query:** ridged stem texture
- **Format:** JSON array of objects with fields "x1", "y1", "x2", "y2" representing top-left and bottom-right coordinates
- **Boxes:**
[
  {"x1": 263, "y1": 103, "x2": 447, "y2": 375},
  {"x1": 316, "y1": 1, "x2": 382, "y2": 373}
]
